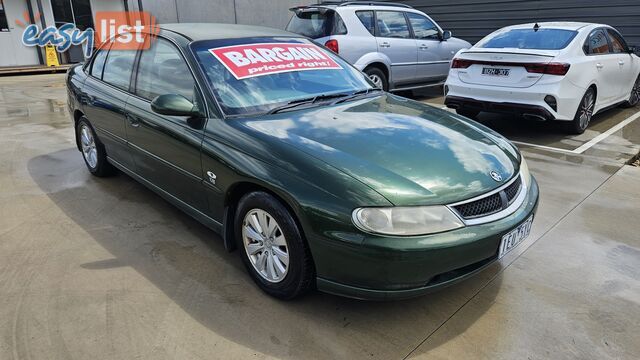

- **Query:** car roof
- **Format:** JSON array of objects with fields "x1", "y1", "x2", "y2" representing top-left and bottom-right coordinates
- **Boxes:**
[
  {"x1": 298, "y1": 1, "x2": 413, "y2": 10},
  {"x1": 158, "y1": 23, "x2": 302, "y2": 41},
  {"x1": 502, "y1": 22, "x2": 603, "y2": 31}
]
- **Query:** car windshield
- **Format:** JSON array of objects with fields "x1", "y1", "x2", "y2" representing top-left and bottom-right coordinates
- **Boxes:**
[
  {"x1": 477, "y1": 28, "x2": 578, "y2": 50},
  {"x1": 191, "y1": 37, "x2": 373, "y2": 116}
]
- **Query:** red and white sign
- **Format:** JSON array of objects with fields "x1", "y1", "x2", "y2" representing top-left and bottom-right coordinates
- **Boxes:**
[{"x1": 209, "y1": 42, "x2": 342, "y2": 80}]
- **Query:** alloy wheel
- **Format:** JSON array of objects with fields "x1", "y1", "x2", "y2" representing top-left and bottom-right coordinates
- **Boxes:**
[
  {"x1": 578, "y1": 91, "x2": 595, "y2": 130},
  {"x1": 80, "y1": 124, "x2": 98, "y2": 168},
  {"x1": 368, "y1": 74, "x2": 383, "y2": 89},
  {"x1": 242, "y1": 209, "x2": 289, "y2": 283}
]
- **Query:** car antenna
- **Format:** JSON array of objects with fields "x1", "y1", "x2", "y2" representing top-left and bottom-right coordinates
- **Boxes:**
[{"x1": 533, "y1": 23, "x2": 540, "y2": 32}]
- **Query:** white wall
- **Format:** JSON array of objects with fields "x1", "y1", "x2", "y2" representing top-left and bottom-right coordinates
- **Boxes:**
[
  {"x1": 0, "y1": 0, "x2": 41, "y2": 67},
  {"x1": 139, "y1": 0, "x2": 319, "y2": 29}
]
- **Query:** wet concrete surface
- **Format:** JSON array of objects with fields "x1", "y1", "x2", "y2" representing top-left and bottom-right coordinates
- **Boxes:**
[{"x1": 0, "y1": 74, "x2": 639, "y2": 359}]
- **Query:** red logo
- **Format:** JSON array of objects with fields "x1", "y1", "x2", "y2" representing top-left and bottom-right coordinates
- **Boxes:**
[
  {"x1": 209, "y1": 43, "x2": 342, "y2": 80},
  {"x1": 94, "y1": 11, "x2": 158, "y2": 50}
]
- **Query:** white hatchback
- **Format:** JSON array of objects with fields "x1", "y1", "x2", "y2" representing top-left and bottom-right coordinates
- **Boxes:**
[{"x1": 444, "y1": 22, "x2": 640, "y2": 134}]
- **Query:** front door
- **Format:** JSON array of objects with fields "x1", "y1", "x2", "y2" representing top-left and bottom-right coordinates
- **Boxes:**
[
  {"x1": 125, "y1": 37, "x2": 208, "y2": 212},
  {"x1": 375, "y1": 10, "x2": 417, "y2": 85},
  {"x1": 406, "y1": 12, "x2": 451, "y2": 82}
]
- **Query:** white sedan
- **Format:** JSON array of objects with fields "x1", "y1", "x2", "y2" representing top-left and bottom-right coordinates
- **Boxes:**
[{"x1": 444, "y1": 22, "x2": 640, "y2": 134}]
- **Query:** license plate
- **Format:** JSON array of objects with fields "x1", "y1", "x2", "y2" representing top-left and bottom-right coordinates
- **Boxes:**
[
  {"x1": 499, "y1": 216, "x2": 533, "y2": 258},
  {"x1": 482, "y1": 67, "x2": 510, "y2": 76}
]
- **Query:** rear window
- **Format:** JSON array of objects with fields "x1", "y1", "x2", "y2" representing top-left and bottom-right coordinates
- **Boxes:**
[
  {"x1": 286, "y1": 9, "x2": 347, "y2": 39},
  {"x1": 478, "y1": 28, "x2": 578, "y2": 50}
]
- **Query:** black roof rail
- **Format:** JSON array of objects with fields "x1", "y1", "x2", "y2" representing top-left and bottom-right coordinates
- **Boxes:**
[{"x1": 318, "y1": 1, "x2": 413, "y2": 8}]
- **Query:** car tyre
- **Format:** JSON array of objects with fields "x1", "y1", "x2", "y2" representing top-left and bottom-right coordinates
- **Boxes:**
[
  {"x1": 456, "y1": 108, "x2": 480, "y2": 119},
  {"x1": 235, "y1": 191, "x2": 314, "y2": 300},
  {"x1": 621, "y1": 75, "x2": 640, "y2": 108},
  {"x1": 568, "y1": 89, "x2": 595, "y2": 134},
  {"x1": 364, "y1": 67, "x2": 388, "y2": 91},
  {"x1": 76, "y1": 117, "x2": 116, "y2": 177}
]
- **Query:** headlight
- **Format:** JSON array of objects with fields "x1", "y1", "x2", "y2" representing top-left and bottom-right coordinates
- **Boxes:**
[
  {"x1": 520, "y1": 156, "x2": 532, "y2": 189},
  {"x1": 352, "y1": 206, "x2": 464, "y2": 236}
]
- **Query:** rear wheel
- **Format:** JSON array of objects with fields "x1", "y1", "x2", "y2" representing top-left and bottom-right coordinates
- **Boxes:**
[
  {"x1": 456, "y1": 108, "x2": 480, "y2": 119},
  {"x1": 567, "y1": 89, "x2": 595, "y2": 134},
  {"x1": 622, "y1": 75, "x2": 640, "y2": 108},
  {"x1": 364, "y1": 67, "x2": 388, "y2": 91},
  {"x1": 235, "y1": 191, "x2": 314, "y2": 300},
  {"x1": 77, "y1": 117, "x2": 116, "y2": 177}
]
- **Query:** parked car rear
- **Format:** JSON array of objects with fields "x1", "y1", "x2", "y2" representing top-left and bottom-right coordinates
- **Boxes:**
[{"x1": 286, "y1": 2, "x2": 471, "y2": 92}]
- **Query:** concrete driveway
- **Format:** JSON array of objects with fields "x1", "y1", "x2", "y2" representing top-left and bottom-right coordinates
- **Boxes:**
[{"x1": 1, "y1": 74, "x2": 639, "y2": 359}]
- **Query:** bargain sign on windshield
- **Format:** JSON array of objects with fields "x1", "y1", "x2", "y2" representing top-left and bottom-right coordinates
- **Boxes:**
[{"x1": 209, "y1": 43, "x2": 342, "y2": 80}]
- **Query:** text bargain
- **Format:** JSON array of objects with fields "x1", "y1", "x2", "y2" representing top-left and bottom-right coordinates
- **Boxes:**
[{"x1": 209, "y1": 43, "x2": 342, "y2": 80}]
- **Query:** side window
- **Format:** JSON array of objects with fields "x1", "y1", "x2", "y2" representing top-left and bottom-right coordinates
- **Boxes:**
[
  {"x1": 102, "y1": 47, "x2": 137, "y2": 90},
  {"x1": 135, "y1": 37, "x2": 196, "y2": 102},
  {"x1": 375, "y1": 11, "x2": 410, "y2": 39},
  {"x1": 407, "y1": 13, "x2": 439, "y2": 40},
  {"x1": 333, "y1": 13, "x2": 347, "y2": 35},
  {"x1": 90, "y1": 46, "x2": 109, "y2": 79},
  {"x1": 606, "y1": 29, "x2": 628, "y2": 53},
  {"x1": 585, "y1": 29, "x2": 610, "y2": 55},
  {"x1": 356, "y1": 10, "x2": 375, "y2": 35}
]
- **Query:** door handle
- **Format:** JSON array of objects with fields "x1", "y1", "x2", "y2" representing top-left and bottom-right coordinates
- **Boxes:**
[
  {"x1": 126, "y1": 114, "x2": 140, "y2": 128},
  {"x1": 618, "y1": 60, "x2": 625, "y2": 65},
  {"x1": 380, "y1": 42, "x2": 391, "y2": 48},
  {"x1": 596, "y1": 63, "x2": 603, "y2": 69},
  {"x1": 419, "y1": 44, "x2": 429, "y2": 50}
]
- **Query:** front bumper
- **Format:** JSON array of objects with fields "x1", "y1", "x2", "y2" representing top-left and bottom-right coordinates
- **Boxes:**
[{"x1": 313, "y1": 176, "x2": 539, "y2": 300}]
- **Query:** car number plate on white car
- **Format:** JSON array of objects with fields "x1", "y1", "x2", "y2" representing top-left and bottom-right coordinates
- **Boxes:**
[
  {"x1": 482, "y1": 67, "x2": 510, "y2": 76},
  {"x1": 499, "y1": 216, "x2": 533, "y2": 259}
]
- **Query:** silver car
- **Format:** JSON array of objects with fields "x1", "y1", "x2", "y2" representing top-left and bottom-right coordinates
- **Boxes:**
[{"x1": 286, "y1": 1, "x2": 471, "y2": 91}]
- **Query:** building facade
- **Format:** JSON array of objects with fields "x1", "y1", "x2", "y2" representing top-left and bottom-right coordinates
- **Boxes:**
[
  {"x1": 0, "y1": 0, "x2": 310, "y2": 68},
  {"x1": 389, "y1": 0, "x2": 640, "y2": 46},
  {"x1": 3, "y1": 0, "x2": 638, "y2": 68}
]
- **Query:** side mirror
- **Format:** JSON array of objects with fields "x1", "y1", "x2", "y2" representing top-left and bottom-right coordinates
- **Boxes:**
[
  {"x1": 151, "y1": 94, "x2": 200, "y2": 117},
  {"x1": 442, "y1": 30, "x2": 452, "y2": 41},
  {"x1": 628, "y1": 46, "x2": 639, "y2": 55}
]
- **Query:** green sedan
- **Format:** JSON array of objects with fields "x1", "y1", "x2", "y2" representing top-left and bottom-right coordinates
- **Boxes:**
[{"x1": 66, "y1": 23, "x2": 538, "y2": 300}]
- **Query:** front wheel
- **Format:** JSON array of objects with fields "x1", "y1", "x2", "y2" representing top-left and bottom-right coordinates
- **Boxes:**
[
  {"x1": 567, "y1": 89, "x2": 595, "y2": 134},
  {"x1": 235, "y1": 191, "x2": 314, "y2": 300},
  {"x1": 621, "y1": 75, "x2": 640, "y2": 108}
]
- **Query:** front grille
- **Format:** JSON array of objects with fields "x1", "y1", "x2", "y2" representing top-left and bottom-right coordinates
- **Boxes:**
[
  {"x1": 504, "y1": 176, "x2": 522, "y2": 203},
  {"x1": 454, "y1": 192, "x2": 503, "y2": 218},
  {"x1": 453, "y1": 175, "x2": 523, "y2": 219}
]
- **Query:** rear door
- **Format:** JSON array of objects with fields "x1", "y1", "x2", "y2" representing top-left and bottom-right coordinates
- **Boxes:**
[
  {"x1": 125, "y1": 36, "x2": 208, "y2": 212},
  {"x1": 584, "y1": 29, "x2": 619, "y2": 103},
  {"x1": 82, "y1": 42, "x2": 136, "y2": 170},
  {"x1": 406, "y1": 12, "x2": 450, "y2": 82},
  {"x1": 374, "y1": 10, "x2": 417, "y2": 84},
  {"x1": 606, "y1": 28, "x2": 635, "y2": 100}
]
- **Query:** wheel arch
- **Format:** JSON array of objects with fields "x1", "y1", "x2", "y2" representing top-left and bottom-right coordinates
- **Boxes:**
[
  {"x1": 73, "y1": 110, "x2": 85, "y2": 151},
  {"x1": 222, "y1": 181, "x2": 307, "y2": 254}
]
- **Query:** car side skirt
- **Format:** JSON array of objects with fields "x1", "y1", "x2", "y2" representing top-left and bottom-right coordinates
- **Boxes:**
[{"x1": 106, "y1": 156, "x2": 224, "y2": 234}]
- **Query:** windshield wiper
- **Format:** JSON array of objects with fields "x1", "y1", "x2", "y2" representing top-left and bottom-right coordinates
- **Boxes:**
[
  {"x1": 334, "y1": 88, "x2": 383, "y2": 104},
  {"x1": 267, "y1": 93, "x2": 351, "y2": 115}
]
